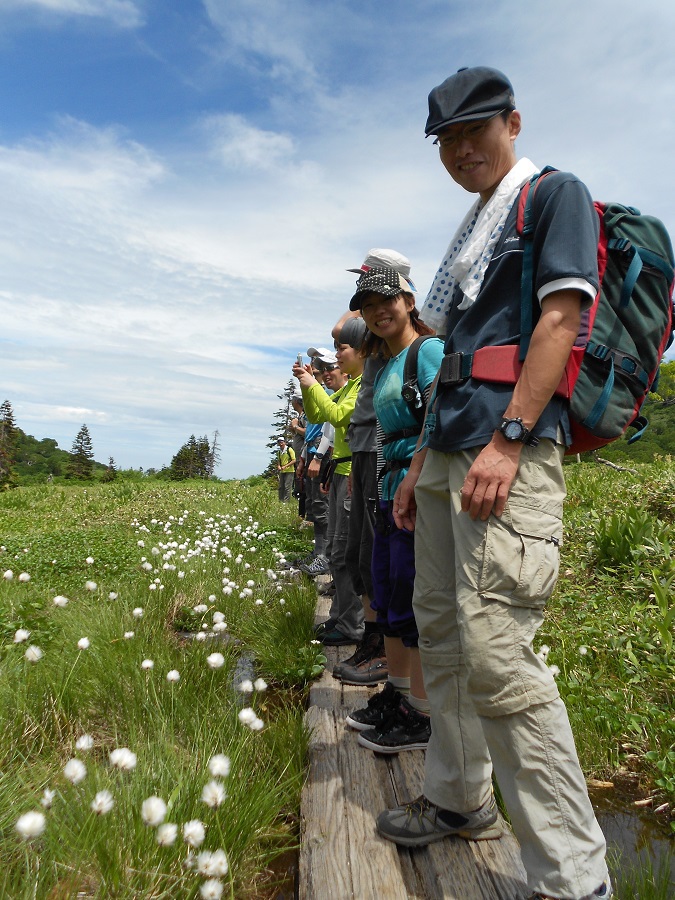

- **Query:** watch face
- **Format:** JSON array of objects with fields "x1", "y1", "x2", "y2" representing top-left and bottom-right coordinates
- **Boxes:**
[{"x1": 503, "y1": 420, "x2": 524, "y2": 441}]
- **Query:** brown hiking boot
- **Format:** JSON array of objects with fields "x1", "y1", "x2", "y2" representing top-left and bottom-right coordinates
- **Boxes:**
[{"x1": 333, "y1": 632, "x2": 384, "y2": 680}]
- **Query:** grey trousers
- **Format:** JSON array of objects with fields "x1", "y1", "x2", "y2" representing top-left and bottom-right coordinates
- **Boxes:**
[
  {"x1": 412, "y1": 445, "x2": 607, "y2": 899},
  {"x1": 326, "y1": 472, "x2": 364, "y2": 641}
]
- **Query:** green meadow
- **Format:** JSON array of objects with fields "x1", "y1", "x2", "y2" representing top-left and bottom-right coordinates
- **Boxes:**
[{"x1": 0, "y1": 464, "x2": 673, "y2": 898}]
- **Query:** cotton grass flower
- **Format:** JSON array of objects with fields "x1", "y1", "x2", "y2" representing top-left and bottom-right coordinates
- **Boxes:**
[
  {"x1": 109, "y1": 748, "x2": 137, "y2": 771},
  {"x1": 201, "y1": 779, "x2": 227, "y2": 808},
  {"x1": 198, "y1": 848, "x2": 229, "y2": 878},
  {"x1": 133, "y1": 607, "x2": 144, "y2": 618},
  {"x1": 212, "y1": 611, "x2": 225, "y2": 623},
  {"x1": 85, "y1": 556, "x2": 94, "y2": 565},
  {"x1": 166, "y1": 669, "x2": 180, "y2": 683},
  {"x1": 200, "y1": 878, "x2": 224, "y2": 899},
  {"x1": 208, "y1": 754, "x2": 231, "y2": 778},
  {"x1": 13, "y1": 628, "x2": 30, "y2": 643},
  {"x1": 548, "y1": 664, "x2": 561, "y2": 677},
  {"x1": 91, "y1": 790, "x2": 114, "y2": 815},
  {"x1": 77, "y1": 637, "x2": 90, "y2": 650},
  {"x1": 182, "y1": 819, "x2": 206, "y2": 847},
  {"x1": 3, "y1": 570, "x2": 13, "y2": 580},
  {"x1": 124, "y1": 631, "x2": 135, "y2": 639},
  {"x1": 141, "y1": 659, "x2": 154, "y2": 670},
  {"x1": 579, "y1": 645, "x2": 588, "y2": 655},
  {"x1": 206, "y1": 652, "x2": 225, "y2": 669},
  {"x1": 238, "y1": 707, "x2": 256, "y2": 726},
  {"x1": 249, "y1": 717, "x2": 264, "y2": 731},
  {"x1": 18, "y1": 572, "x2": 31, "y2": 582},
  {"x1": 156, "y1": 822, "x2": 178, "y2": 846},
  {"x1": 85, "y1": 580, "x2": 97, "y2": 591},
  {"x1": 238, "y1": 679, "x2": 253, "y2": 693},
  {"x1": 108, "y1": 591, "x2": 118, "y2": 600},
  {"x1": 537, "y1": 644, "x2": 551, "y2": 661},
  {"x1": 53, "y1": 595, "x2": 69, "y2": 607},
  {"x1": 76, "y1": 734, "x2": 94, "y2": 752},
  {"x1": 141, "y1": 796, "x2": 167, "y2": 826},
  {"x1": 25, "y1": 645, "x2": 43, "y2": 662},
  {"x1": 63, "y1": 758, "x2": 87, "y2": 785},
  {"x1": 254, "y1": 678, "x2": 268, "y2": 691},
  {"x1": 41, "y1": 788, "x2": 55, "y2": 809},
  {"x1": 15, "y1": 810, "x2": 46, "y2": 840}
]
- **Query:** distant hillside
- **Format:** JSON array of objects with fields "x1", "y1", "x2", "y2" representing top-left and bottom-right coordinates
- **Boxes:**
[
  {"x1": 14, "y1": 428, "x2": 107, "y2": 479},
  {"x1": 578, "y1": 398, "x2": 675, "y2": 464}
]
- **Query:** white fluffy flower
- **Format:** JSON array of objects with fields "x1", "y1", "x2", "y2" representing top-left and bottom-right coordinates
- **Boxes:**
[
  {"x1": 85, "y1": 580, "x2": 97, "y2": 591},
  {"x1": 109, "y1": 748, "x2": 137, "y2": 771},
  {"x1": 548, "y1": 664, "x2": 561, "y2": 677},
  {"x1": 166, "y1": 669, "x2": 180, "y2": 683},
  {"x1": 18, "y1": 572, "x2": 31, "y2": 582},
  {"x1": 76, "y1": 734, "x2": 94, "y2": 752},
  {"x1": 182, "y1": 819, "x2": 206, "y2": 847},
  {"x1": 579, "y1": 645, "x2": 588, "y2": 655},
  {"x1": 25, "y1": 645, "x2": 43, "y2": 662},
  {"x1": 249, "y1": 717, "x2": 264, "y2": 731},
  {"x1": 537, "y1": 644, "x2": 551, "y2": 661},
  {"x1": 238, "y1": 707, "x2": 256, "y2": 725},
  {"x1": 77, "y1": 637, "x2": 90, "y2": 650},
  {"x1": 203, "y1": 848, "x2": 229, "y2": 877},
  {"x1": 133, "y1": 607, "x2": 144, "y2": 618},
  {"x1": 53, "y1": 595, "x2": 69, "y2": 608},
  {"x1": 3, "y1": 570, "x2": 13, "y2": 580},
  {"x1": 156, "y1": 822, "x2": 178, "y2": 846},
  {"x1": 208, "y1": 754, "x2": 231, "y2": 778},
  {"x1": 141, "y1": 659, "x2": 154, "y2": 670},
  {"x1": 201, "y1": 779, "x2": 227, "y2": 808},
  {"x1": 212, "y1": 621, "x2": 227, "y2": 632},
  {"x1": 206, "y1": 652, "x2": 224, "y2": 669},
  {"x1": 254, "y1": 678, "x2": 268, "y2": 692},
  {"x1": 212, "y1": 611, "x2": 226, "y2": 624},
  {"x1": 13, "y1": 628, "x2": 30, "y2": 643},
  {"x1": 141, "y1": 796, "x2": 167, "y2": 827},
  {"x1": 238, "y1": 679, "x2": 253, "y2": 693},
  {"x1": 124, "y1": 631, "x2": 135, "y2": 639},
  {"x1": 254, "y1": 599, "x2": 264, "y2": 606},
  {"x1": 41, "y1": 788, "x2": 55, "y2": 809},
  {"x1": 194, "y1": 604, "x2": 207, "y2": 614},
  {"x1": 200, "y1": 879, "x2": 224, "y2": 900},
  {"x1": 85, "y1": 557, "x2": 94, "y2": 565},
  {"x1": 16, "y1": 810, "x2": 46, "y2": 840},
  {"x1": 63, "y1": 758, "x2": 87, "y2": 785},
  {"x1": 195, "y1": 631, "x2": 207, "y2": 642},
  {"x1": 108, "y1": 591, "x2": 118, "y2": 600},
  {"x1": 91, "y1": 790, "x2": 114, "y2": 815}
]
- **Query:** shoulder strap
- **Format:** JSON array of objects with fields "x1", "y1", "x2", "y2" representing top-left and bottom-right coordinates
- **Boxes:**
[
  {"x1": 403, "y1": 336, "x2": 435, "y2": 425},
  {"x1": 517, "y1": 166, "x2": 557, "y2": 360}
]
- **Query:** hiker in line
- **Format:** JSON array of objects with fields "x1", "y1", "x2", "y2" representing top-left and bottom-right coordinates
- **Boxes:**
[
  {"x1": 275, "y1": 437, "x2": 295, "y2": 502},
  {"x1": 294, "y1": 341, "x2": 364, "y2": 646},
  {"x1": 344, "y1": 266, "x2": 444, "y2": 754},
  {"x1": 289, "y1": 389, "x2": 307, "y2": 519},
  {"x1": 376, "y1": 67, "x2": 611, "y2": 900},
  {"x1": 330, "y1": 248, "x2": 417, "y2": 687}
]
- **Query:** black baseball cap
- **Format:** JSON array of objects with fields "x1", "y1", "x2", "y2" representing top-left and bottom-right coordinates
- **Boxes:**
[{"x1": 425, "y1": 66, "x2": 515, "y2": 136}]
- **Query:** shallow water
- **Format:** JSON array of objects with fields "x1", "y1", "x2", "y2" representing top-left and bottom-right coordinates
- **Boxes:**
[{"x1": 590, "y1": 787, "x2": 674, "y2": 880}]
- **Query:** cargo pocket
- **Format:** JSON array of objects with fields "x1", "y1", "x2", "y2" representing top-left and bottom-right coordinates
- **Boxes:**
[{"x1": 478, "y1": 504, "x2": 563, "y2": 608}]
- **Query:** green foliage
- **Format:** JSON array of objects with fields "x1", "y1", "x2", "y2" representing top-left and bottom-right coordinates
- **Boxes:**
[
  {"x1": 169, "y1": 435, "x2": 214, "y2": 481},
  {"x1": 0, "y1": 479, "x2": 315, "y2": 898},
  {"x1": 0, "y1": 399, "x2": 18, "y2": 490},
  {"x1": 68, "y1": 423, "x2": 95, "y2": 479}
]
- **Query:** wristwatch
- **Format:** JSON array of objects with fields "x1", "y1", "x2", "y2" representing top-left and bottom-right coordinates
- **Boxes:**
[
  {"x1": 498, "y1": 416, "x2": 539, "y2": 447},
  {"x1": 315, "y1": 452, "x2": 325, "y2": 460}
]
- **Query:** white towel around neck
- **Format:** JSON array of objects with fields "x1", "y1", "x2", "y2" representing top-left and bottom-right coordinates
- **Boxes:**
[{"x1": 423, "y1": 158, "x2": 539, "y2": 335}]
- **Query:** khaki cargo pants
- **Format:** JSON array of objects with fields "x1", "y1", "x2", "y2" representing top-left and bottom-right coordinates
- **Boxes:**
[{"x1": 412, "y1": 443, "x2": 607, "y2": 899}]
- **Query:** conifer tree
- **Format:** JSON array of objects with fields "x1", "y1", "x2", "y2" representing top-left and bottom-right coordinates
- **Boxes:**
[
  {"x1": 265, "y1": 380, "x2": 295, "y2": 475},
  {"x1": 0, "y1": 399, "x2": 17, "y2": 490},
  {"x1": 102, "y1": 456, "x2": 117, "y2": 483},
  {"x1": 68, "y1": 424, "x2": 95, "y2": 479},
  {"x1": 169, "y1": 435, "x2": 212, "y2": 480}
]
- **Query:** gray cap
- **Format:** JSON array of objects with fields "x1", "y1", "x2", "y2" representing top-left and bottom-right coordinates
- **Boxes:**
[
  {"x1": 339, "y1": 317, "x2": 368, "y2": 350},
  {"x1": 425, "y1": 66, "x2": 515, "y2": 136}
]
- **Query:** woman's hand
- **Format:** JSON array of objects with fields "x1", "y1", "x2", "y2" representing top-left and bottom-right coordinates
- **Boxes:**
[{"x1": 292, "y1": 362, "x2": 316, "y2": 389}]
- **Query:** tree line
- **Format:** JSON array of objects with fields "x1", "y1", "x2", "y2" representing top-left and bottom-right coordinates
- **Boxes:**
[{"x1": 0, "y1": 400, "x2": 222, "y2": 487}]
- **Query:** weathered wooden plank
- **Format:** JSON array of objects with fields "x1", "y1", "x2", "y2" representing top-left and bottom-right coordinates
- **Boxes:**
[
  {"x1": 299, "y1": 706, "x2": 354, "y2": 900},
  {"x1": 339, "y1": 722, "x2": 410, "y2": 899}
]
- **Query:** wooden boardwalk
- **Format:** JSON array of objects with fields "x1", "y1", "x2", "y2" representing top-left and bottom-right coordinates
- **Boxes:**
[{"x1": 299, "y1": 597, "x2": 529, "y2": 900}]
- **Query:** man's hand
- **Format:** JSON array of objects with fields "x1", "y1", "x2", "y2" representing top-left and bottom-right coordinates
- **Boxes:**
[
  {"x1": 392, "y1": 449, "x2": 426, "y2": 530},
  {"x1": 307, "y1": 458, "x2": 320, "y2": 479},
  {"x1": 461, "y1": 435, "x2": 522, "y2": 520}
]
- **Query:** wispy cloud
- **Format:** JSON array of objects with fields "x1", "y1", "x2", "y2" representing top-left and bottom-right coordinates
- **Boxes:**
[{"x1": 1, "y1": 0, "x2": 144, "y2": 28}]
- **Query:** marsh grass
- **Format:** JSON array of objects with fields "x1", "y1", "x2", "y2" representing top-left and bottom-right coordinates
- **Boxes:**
[{"x1": 1, "y1": 479, "x2": 314, "y2": 898}]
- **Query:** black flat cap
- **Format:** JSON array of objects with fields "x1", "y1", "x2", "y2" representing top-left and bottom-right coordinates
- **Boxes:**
[{"x1": 425, "y1": 66, "x2": 515, "y2": 136}]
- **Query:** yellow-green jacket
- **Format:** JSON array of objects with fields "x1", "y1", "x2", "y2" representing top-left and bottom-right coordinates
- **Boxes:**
[{"x1": 302, "y1": 376, "x2": 362, "y2": 476}]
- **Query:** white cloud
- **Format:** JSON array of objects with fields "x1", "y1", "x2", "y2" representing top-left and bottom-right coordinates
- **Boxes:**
[{"x1": 1, "y1": 0, "x2": 144, "y2": 28}]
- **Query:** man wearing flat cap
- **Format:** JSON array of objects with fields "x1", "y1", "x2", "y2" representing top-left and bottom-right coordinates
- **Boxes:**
[{"x1": 376, "y1": 67, "x2": 611, "y2": 900}]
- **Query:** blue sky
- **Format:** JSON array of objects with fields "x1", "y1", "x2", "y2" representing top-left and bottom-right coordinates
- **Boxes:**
[{"x1": 1, "y1": 0, "x2": 673, "y2": 478}]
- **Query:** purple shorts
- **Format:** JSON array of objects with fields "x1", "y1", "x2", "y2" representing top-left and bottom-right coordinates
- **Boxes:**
[{"x1": 371, "y1": 501, "x2": 419, "y2": 647}]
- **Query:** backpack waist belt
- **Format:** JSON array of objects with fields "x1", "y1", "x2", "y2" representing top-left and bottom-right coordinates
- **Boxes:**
[
  {"x1": 439, "y1": 344, "x2": 649, "y2": 396},
  {"x1": 381, "y1": 427, "x2": 422, "y2": 446}
]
